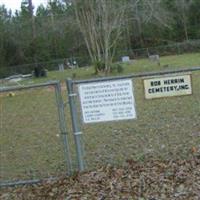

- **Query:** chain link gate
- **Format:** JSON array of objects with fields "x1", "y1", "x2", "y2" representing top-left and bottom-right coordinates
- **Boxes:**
[
  {"x1": 0, "y1": 81, "x2": 72, "y2": 187},
  {"x1": 66, "y1": 67, "x2": 200, "y2": 171}
]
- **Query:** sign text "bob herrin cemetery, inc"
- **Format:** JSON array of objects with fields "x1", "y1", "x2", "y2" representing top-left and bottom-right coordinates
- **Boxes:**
[
  {"x1": 144, "y1": 74, "x2": 192, "y2": 99},
  {"x1": 78, "y1": 79, "x2": 136, "y2": 123}
]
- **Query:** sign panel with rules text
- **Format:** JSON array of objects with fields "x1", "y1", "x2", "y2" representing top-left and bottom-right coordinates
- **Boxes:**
[{"x1": 78, "y1": 79, "x2": 136, "y2": 123}]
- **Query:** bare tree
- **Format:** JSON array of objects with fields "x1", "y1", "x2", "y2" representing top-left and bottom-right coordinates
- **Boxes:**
[
  {"x1": 128, "y1": 0, "x2": 171, "y2": 46},
  {"x1": 175, "y1": 0, "x2": 193, "y2": 41},
  {"x1": 73, "y1": 0, "x2": 126, "y2": 73},
  {"x1": 28, "y1": 0, "x2": 36, "y2": 38},
  {"x1": 28, "y1": 0, "x2": 38, "y2": 66}
]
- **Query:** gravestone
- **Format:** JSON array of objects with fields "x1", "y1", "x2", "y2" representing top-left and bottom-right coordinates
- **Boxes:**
[
  {"x1": 58, "y1": 64, "x2": 64, "y2": 71},
  {"x1": 122, "y1": 56, "x2": 130, "y2": 62}
]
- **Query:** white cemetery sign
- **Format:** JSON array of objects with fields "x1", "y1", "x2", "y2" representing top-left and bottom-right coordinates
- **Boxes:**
[{"x1": 143, "y1": 74, "x2": 192, "y2": 99}]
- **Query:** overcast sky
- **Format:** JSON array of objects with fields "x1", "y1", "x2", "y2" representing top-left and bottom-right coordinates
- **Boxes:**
[{"x1": 0, "y1": 0, "x2": 48, "y2": 12}]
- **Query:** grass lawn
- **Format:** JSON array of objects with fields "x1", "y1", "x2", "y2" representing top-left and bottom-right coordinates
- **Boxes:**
[
  {"x1": 17, "y1": 52, "x2": 200, "y2": 85},
  {"x1": 0, "y1": 87, "x2": 73, "y2": 181},
  {"x1": 0, "y1": 53, "x2": 200, "y2": 182}
]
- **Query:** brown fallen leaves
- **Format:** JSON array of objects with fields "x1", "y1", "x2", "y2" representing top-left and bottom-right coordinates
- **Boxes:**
[{"x1": 1, "y1": 154, "x2": 200, "y2": 200}]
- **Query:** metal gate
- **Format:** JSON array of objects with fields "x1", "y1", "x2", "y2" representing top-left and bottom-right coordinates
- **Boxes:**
[{"x1": 0, "y1": 81, "x2": 72, "y2": 187}]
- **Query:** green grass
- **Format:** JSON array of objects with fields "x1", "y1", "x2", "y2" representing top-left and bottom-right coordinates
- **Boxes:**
[
  {"x1": 0, "y1": 53, "x2": 200, "y2": 181},
  {"x1": 0, "y1": 88, "x2": 72, "y2": 181},
  {"x1": 80, "y1": 70, "x2": 200, "y2": 167},
  {"x1": 16, "y1": 52, "x2": 200, "y2": 85}
]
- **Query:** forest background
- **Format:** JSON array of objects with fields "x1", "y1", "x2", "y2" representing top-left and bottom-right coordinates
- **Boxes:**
[{"x1": 0, "y1": 0, "x2": 199, "y2": 77}]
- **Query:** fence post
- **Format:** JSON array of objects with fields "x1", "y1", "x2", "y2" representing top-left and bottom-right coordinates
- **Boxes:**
[
  {"x1": 66, "y1": 79, "x2": 85, "y2": 172},
  {"x1": 55, "y1": 82, "x2": 72, "y2": 175}
]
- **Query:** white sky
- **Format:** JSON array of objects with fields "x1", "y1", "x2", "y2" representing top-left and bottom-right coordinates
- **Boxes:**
[{"x1": 0, "y1": 0, "x2": 48, "y2": 12}]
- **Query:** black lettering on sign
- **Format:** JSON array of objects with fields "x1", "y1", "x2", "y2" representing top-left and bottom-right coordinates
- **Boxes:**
[
  {"x1": 179, "y1": 85, "x2": 189, "y2": 90},
  {"x1": 148, "y1": 89, "x2": 152, "y2": 94},
  {"x1": 151, "y1": 81, "x2": 161, "y2": 86},
  {"x1": 185, "y1": 85, "x2": 189, "y2": 89},
  {"x1": 164, "y1": 78, "x2": 185, "y2": 85},
  {"x1": 155, "y1": 88, "x2": 161, "y2": 93}
]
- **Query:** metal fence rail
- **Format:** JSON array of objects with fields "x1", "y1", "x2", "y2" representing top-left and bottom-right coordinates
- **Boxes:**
[
  {"x1": 67, "y1": 66, "x2": 200, "y2": 171},
  {"x1": 0, "y1": 81, "x2": 72, "y2": 187}
]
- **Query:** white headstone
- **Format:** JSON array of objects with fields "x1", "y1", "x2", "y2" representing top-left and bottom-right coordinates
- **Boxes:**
[
  {"x1": 122, "y1": 56, "x2": 130, "y2": 62},
  {"x1": 58, "y1": 64, "x2": 64, "y2": 71}
]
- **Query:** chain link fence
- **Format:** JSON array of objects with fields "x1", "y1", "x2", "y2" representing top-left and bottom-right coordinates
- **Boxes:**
[
  {"x1": 68, "y1": 67, "x2": 200, "y2": 171},
  {"x1": 1, "y1": 40, "x2": 200, "y2": 79},
  {"x1": 0, "y1": 56, "x2": 91, "y2": 79},
  {"x1": 0, "y1": 67, "x2": 199, "y2": 187},
  {"x1": 115, "y1": 40, "x2": 200, "y2": 60},
  {"x1": 0, "y1": 81, "x2": 73, "y2": 186}
]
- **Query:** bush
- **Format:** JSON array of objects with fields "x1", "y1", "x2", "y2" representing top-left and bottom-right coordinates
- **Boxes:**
[
  {"x1": 116, "y1": 63, "x2": 124, "y2": 73},
  {"x1": 33, "y1": 66, "x2": 47, "y2": 78},
  {"x1": 110, "y1": 63, "x2": 124, "y2": 73},
  {"x1": 93, "y1": 60, "x2": 106, "y2": 74}
]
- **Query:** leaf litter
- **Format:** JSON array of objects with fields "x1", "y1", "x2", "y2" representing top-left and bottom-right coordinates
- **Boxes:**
[{"x1": 0, "y1": 153, "x2": 200, "y2": 200}]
